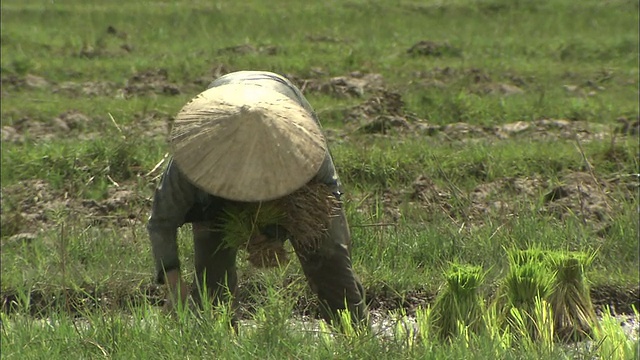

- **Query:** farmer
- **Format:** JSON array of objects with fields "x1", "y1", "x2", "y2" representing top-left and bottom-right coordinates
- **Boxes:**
[{"x1": 147, "y1": 71, "x2": 368, "y2": 329}]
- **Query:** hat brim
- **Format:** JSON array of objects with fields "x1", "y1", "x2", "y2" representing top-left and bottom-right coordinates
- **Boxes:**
[{"x1": 170, "y1": 84, "x2": 327, "y2": 202}]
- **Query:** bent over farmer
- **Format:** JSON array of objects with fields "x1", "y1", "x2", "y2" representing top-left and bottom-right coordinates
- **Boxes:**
[{"x1": 147, "y1": 70, "x2": 368, "y2": 328}]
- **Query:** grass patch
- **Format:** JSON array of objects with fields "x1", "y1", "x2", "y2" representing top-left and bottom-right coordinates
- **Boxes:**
[{"x1": 1, "y1": 0, "x2": 638, "y2": 357}]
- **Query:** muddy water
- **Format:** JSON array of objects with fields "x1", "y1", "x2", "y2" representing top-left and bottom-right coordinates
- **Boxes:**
[{"x1": 15, "y1": 311, "x2": 638, "y2": 347}]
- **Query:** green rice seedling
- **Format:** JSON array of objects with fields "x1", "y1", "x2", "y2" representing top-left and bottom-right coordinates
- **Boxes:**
[
  {"x1": 429, "y1": 263, "x2": 487, "y2": 341},
  {"x1": 592, "y1": 305, "x2": 638, "y2": 360},
  {"x1": 482, "y1": 300, "x2": 512, "y2": 354},
  {"x1": 219, "y1": 182, "x2": 339, "y2": 267},
  {"x1": 504, "y1": 260, "x2": 555, "y2": 310},
  {"x1": 504, "y1": 249, "x2": 600, "y2": 343},
  {"x1": 220, "y1": 201, "x2": 289, "y2": 267},
  {"x1": 504, "y1": 251, "x2": 555, "y2": 342},
  {"x1": 509, "y1": 297, "x2": 555, "y2": 357},
  {"x1": 546, "y1": 251, "x2": 598, "y2": 342},
  {"x1": 336, "y1": 308, "x2": 360, "y2": 339},
  {"x1": 391, "y1": 308, "x2": 417, "y2": 350},
  {"x1": 414, "y1": 305, "x2": 433, "y2": 347},
  {"x1": 508, "y1": 247, "x2": 551, "y2": 267},
  {"x1": 317, "y1": 320, "x2": 336, "y2": 352},
  {"x1": 220, "y1": 202, "x2": 287, "y2": 248}
]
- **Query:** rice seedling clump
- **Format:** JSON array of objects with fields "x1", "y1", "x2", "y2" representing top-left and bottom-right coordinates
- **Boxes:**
[
  {"x1": 219, "y1": 182, "x2": 340, "y2": 267},
  {"x1": 502, "y1": 248, "x2": 599, "y2": 343},
  {"x1": 503, "y1": 249, "x2": 555, "y2": 341},
  {"x1": 546, "y1": 252, "x2": 598, "y2": 342},
  {"x1": 430, "y1": 263, "x2": 486, "y2": 341}
]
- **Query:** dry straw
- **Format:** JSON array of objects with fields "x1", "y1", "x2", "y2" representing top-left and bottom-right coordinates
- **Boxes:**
[{"x1": 219, "y1": 182, "x2": 340, "y2": 267}]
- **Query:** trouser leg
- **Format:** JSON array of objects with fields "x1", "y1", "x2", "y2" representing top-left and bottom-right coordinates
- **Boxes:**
[
  {"x1": 292, "y1": 208, "x2": 368, "y2": 328},
  {"x1": 191, "y1": 221, "x2": 239, "y2": 323}
]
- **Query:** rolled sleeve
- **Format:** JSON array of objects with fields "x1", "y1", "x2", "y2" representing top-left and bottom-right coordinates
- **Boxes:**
[
  {"x1": 314, "y1": 152, "x2": 342, "y2": 200},
  {"x1": 147, "y1": 159, "x2": 198, "y2": 283}
]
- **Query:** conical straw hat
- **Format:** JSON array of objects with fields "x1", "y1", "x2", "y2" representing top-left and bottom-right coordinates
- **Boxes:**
[{"x1": 170, "y1": 84, "x2": 327, "y2": 202}]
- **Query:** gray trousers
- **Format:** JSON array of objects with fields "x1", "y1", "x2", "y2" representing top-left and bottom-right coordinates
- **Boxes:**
[{"x1": 190, "y1": 206, "x2": 368, "y2": 327}]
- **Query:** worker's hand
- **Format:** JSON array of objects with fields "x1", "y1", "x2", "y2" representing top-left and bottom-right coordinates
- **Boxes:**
[{"x1": 163, "y1": 269, "x2": 189, "y2": 314}]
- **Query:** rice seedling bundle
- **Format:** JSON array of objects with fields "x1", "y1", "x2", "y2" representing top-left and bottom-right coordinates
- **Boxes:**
[
  {"x1": 504, "y1": 250, "x2": 555, "y2": 341},
  {"x1": 219, "y1": 182, "x2": 339, "y2": 267},
  {"x1": 503, "y1": 248, "x2": 598, "y2": 343},
  {"x1": 546, "y1": 252, "x2": 598, "y2": 342},
  {"x1": 508, "y1": 248, "x2": 550, "y2": 267},
  {"x1": 430, "y1": 263, "x2": 486, "y2": 341}
]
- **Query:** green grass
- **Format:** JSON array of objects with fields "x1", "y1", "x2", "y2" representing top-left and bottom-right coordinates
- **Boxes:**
[
  {"x1": 1, "y1": 285, "x2": 636, "y2": 359},
  {"x1": 1, "y1": 0, "x2": 638, "y2": 358}
]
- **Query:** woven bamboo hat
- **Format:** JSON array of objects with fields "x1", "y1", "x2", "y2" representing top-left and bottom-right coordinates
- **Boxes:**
[{"x1": 170, "y1": 84, "x2": 327, "y2": 202}]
